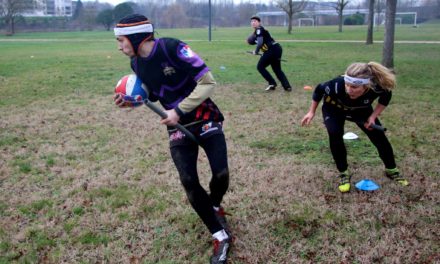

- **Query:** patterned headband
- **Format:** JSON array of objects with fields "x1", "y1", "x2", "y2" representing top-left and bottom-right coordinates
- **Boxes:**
[{"x1": 344, "y1": 75, "x2": 370, "y2": 85}]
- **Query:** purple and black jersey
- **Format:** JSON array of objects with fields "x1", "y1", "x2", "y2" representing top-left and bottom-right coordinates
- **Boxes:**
[
  {"x1": 312, "y1": 76, "x2": 392, "y2": 111},
  {"x1": 131, "y1": 37, "x2": 224, "y2": 125}
]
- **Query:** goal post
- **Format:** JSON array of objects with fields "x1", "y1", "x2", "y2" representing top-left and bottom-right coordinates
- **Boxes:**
[
  {"x1": 298, "y1": 18, "x2": 314, "y2": 27},
  {"x1": 374, "y1": 12, "x2": 417, "y2": 27}
]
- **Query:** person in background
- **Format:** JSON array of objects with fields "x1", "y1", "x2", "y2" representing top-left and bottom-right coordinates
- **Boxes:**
[
  {"x1": 247, "y1": 15, "x2": 292, "y2": 92},
  {"x1": 301, "y1": 61, "x2": 409, "y2": 193},
  {"x1": 113, "y1": 14, "x2": 232, "y2": 263}
]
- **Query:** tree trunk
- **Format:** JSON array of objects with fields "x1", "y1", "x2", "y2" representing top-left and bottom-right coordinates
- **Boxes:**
[
  {"x1": 366, "y1": 0, "x2": 375, "y2": 44},
  {"x1": 382, "y1": 0, "x2": 397, "y2": 68},
  {"x1": 7, "y1": 17, "x2": 16, "y2": 35},
  {"x1": 288, "y1": 13, "x2": 293, "y2": 34},
  {"x1": 338, "y1": 12, "x2": 343, "y2": 32}
]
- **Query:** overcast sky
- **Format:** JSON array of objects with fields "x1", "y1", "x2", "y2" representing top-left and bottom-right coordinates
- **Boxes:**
[{"x1": 85, "y1": 0, "x2": 280, "y2": 7}]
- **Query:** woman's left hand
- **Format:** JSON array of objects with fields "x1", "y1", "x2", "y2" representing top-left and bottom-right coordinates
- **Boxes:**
[
  {"x1": 160, "y1": 109, "x2": 180, "y2": 126},
  {"x1": 365, "y1": 116, "x2": 376, "y2": 130}
]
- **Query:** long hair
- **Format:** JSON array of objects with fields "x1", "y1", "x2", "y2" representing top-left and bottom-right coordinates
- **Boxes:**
[{"x1": 345, "y1": 62, "x2": 396, "y2": 91}]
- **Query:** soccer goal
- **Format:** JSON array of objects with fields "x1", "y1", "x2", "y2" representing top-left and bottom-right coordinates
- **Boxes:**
[
  {"x1": 298, "y1": 18, "x2": 315, "y2": 27},
  {"x1": 374, "y1": 12, "x2": 417, "y2": 27}
]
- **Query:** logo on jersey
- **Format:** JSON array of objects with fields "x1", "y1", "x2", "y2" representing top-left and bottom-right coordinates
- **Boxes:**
[
  {"x1": 363, "y1": 99, "x2": 370, "y2": 104},
  {"x1": 256, "y1": 29, "x2": 261, "y2": 35},
  {"x1": 200, "y1": 122, "x2": 219, "y2": 136},
  {"x1": 180, "y1": 45, "x2": 194, "y2": 58},
  {"x1": 163, "y1": 66, "x2": 176, "y2": 76},
  {"x1": 325, "y1": 86, "x2": 330, "y2": 94}
]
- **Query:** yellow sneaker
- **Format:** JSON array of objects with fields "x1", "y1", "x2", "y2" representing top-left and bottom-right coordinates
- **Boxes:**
[
  {"x1": 338, "y1": 172, "x2": 351, "y2": 193},
  {"x1": 386, "y1": 169, "x2": 409, "y2": 186}
]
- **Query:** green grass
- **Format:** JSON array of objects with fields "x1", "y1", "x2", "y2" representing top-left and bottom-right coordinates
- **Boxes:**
[
  {"x1": 2, "y1": 23, "x2": 439, "y2": 41},
  {"x1": 0, "y1": 24, "x2": 439, "y2": 263}
]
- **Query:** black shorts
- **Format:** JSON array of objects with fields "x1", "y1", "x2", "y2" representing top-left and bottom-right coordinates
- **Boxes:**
[{"x1": 168, "y1": 121, "x2": 224, "y2": 147}]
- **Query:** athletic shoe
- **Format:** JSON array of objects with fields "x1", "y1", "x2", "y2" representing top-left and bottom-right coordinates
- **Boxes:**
[
  {"x1": 210, "y1": 237, "x2": 231, "y2": 264},
  {"x1": 265, "y1": 84, "x2": 276, "y2": 91},
  {"x1": 284, "y1": 86, "x2": 292, "y2": 92},
  {"x1": 338, "y1": 172, "x2": 351, "y2": 193},
  {"x1": 215, "y1": 207, "x2": 232, "y2": 236},
  {"x1": 386, "y1": 170, "x2": 409, "y2": 186}
]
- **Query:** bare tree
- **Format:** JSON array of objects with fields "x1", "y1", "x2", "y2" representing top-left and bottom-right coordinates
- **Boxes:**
[
  {"x1": 366, "y1": 0, "x2": 375, "y2": 44},
  {"x1": 276, "y1": 0, "x2": 307, "y2": 34},
  {"x1": 421, "y1": 0, "x2": 440, "y2": 18},
  {"x1": 81, "y1": 4, "x2": 98, "y2": 31},
  {"x1": 0, "y1": 0, "x2": 33, "y2": 35},
  {"x1": 375, "y1": 0, "x2": 385, "y2": 30},
  {"x1": 238, "y1": 3, "x2": 257, "y2": 26},
  {"x1": 382, "y1": 0, "x2": 397, "y2": 68},
  {"x1": 161, "y1": 3, "x2": 188, "y2": 28},
  {"x1": 397, "y1": 0, "x2": 418, "y2": 8},
  {"x1": 435, "y1": 0, "x2": 440, "y2": 17},
  {"x1": 332, "y1": 0, "x2": 350, "y2": 32}
]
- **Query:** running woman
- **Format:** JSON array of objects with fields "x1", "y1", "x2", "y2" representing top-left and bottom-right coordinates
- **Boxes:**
[
  {"x1": 247, "y1": 16, "x2": 292, "y2": 92},
  {"x1": 301, "y1": 62, "x2": 409, "y2": 193},
  {"x1": 113, "y1": 14, "x2": 231, "y2": 263}
]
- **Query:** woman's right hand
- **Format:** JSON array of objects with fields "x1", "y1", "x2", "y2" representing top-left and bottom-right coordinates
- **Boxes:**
[{"x1": 301, "y1": 112, "x2": 315, "y2": 126}]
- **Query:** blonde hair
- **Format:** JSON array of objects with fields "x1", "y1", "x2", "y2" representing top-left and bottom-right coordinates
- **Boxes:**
[{"x1": 345, "y1": 61, "x2": 396, "y2": 91}]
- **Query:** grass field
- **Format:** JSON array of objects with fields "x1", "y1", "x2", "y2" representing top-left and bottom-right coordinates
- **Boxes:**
[{"x1": 0, "y1": 24, "x2": 439, "y2": 263}]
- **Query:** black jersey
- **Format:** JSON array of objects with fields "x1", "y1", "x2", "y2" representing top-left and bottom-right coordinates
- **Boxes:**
[
  {"x1": 131, "y1": 38, "x2": 224, "y2": 125},
  {"x1": 254, "y1": 26, "x2": 276, "y2": 52},
  {"x1": 312, "y1": 76, "x2": 392, "y2": 111}
]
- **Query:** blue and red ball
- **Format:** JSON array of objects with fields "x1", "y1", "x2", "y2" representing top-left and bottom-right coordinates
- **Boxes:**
[{"x1": 114, "y1": 74, "x2": 148, "y2": 107}]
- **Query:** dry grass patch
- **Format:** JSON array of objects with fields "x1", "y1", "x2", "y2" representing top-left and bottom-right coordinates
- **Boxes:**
[{"x1": 1, "y1": 33, "x2": 440, "y2": 263}]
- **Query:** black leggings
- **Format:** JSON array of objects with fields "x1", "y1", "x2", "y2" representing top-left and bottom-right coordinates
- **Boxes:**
[
  {"x1": 257, "y1": 44, "x2": 291, "y2": 89},
  {"x1": 170, "y1": 133, "x2": 229, "y2": 234},
  {"x1": 322, "y1": 106, "x2": 396, "y2": 172}
]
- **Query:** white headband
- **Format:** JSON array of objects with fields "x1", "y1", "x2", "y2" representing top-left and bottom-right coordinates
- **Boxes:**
[
  {"x1": 114, "y1": 23, "x2": 154, "y2": 36},
  {"x1": 344, "y1": 75, "x2": 370, "y2": 85}
]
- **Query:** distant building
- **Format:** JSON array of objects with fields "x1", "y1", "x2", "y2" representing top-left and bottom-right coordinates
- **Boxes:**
[
  {"x1": 21, "y1": 0, "x2": 73, "y2": 17},
  {"x1": 47, "y1": 0, "x2": 72, "y2": 16}
]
